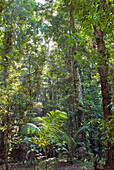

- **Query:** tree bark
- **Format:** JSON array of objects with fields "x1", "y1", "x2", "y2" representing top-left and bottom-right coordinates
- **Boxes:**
[
  {"x1": 0, "y1": 124, "x2": 5, "y2": 165},
  {"x1": 0, "y1": 26, "x2": 12, "y2": 169},
  {"x1": 93, "y1": 25, "x2": 113, "y2": 169},
  {"x1": 93, "y1": 25, "x2": 110, "y2": 119}
]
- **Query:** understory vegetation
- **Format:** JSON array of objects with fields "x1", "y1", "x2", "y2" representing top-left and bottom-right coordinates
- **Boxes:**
[{"x1": 0, "y1": 0, "x2": 113, "y2": 170}]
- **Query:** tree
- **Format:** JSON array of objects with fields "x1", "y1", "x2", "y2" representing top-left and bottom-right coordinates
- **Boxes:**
[
  {"x1": 41, "y1": 0, "x2": 113, "y2": 168},
  {"x1": 0, "y1": 0, "x2": 113, "y2": 169},
  {"x1": 0, "y1": 0, "x2": 46, "y2": 168},
  {"x1": 66, "y1": 0, "x2": 113, "y2": 168}
]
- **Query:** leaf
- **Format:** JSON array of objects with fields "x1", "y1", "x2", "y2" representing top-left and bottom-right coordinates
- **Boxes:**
[
  {"x1": 20, "y1": 123, "x2": 40, "y2": 135},
  {"x1": 73, "y1": 125, "x2": 87, "y2": 139}
]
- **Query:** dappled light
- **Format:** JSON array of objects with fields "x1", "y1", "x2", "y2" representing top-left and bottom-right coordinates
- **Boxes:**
[{"x1": 0, "y1": 0, "x2": 113, "y2": 170}]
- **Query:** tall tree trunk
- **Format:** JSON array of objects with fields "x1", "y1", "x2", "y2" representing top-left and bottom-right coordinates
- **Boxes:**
[
  {"x1": 28, "y1": 55, "x2": 32, "y2": 97},
  {"x1": 0, "y1": 26, "x2": 12, "y2": 169},
  {"x1": 66, "y1": 0, "x2": 83, "y2": 128},
  {"x1": 93, "y1": 25, "x2": 113, "y2": 169},
  {"x1": 64, "y1": 0, "x2": 87, "y2": 152},
  {"x1": 93, "y1": 26, "x2": 110, "y2": 118},
  {"x1": 0, "y1": 50, "x2": 8, "y2": 165}
]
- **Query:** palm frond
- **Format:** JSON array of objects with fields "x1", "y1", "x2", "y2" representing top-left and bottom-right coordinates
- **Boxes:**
[
  {"x1": 20, "y1": 123, "x2": 40, "y2": 135},
  {"x1": 73, "y1": 125, "x2": 87, "y2": 140}
]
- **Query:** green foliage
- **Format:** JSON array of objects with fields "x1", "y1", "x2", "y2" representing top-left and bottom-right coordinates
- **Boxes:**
[
  {"x1": 19, "y1": 110, "x2": 67, "y2": 169},
  {"x1": 38, "y1": 157, "x2": 58, "y2": 170},
  {"x1": 20, "y1": 123, "x2": 40, "y2": 136},
  {"x1": 100, "y1": 115, "x2": 114, "y2": 145},
  {"x1": 88, "y1": 116, "x2": 114, "y2": 146},
  {"x1": 0, "y1": 0, "x2": 113, "y2": 169},
  {"x1": 21, "y1": 110, "x2": 67, "y2": 138},
  {"x1": 20, "y1": 110, "x2": 67, "y2": 156},
  {"x1": 59, "y1": 125, "x2": 88, "y2": 161},
  {"x1": 0, "y1": 0, "x2": 47, "y2": 167}
]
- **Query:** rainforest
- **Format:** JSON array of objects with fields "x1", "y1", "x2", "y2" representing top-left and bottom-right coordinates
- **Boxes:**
[{"x1": 0, "y1": 0, "x2": 113, "y2": 170}]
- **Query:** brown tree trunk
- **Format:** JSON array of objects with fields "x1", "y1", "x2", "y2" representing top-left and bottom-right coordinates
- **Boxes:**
[
  {"x1": 0, "y1": 27, "x2": 12, "y2": 169},
  {"x1": 0, "y1": 124, "x2": 5, "y2": 165},
  {"x1": 0, "y1": 54, "x2": 8, "y2": 165},
  {"x1": 93, "y1": 25, "x2": 113, "y2": 169},
  {"x1": 93, "y1": 25, "x2": 110, "y2": 118}
]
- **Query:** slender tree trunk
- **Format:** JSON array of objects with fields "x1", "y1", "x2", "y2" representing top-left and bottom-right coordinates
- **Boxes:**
[
  {"x1": 28, "y1": 55, "x2": 32, "y2": 97},
  {"x1": 0, "y1": 63, "x2": 8, "y2": 165},
  {"x1": 64, "y1": 1, "x2": 88, "y2": 157},
  {"x1": 0, "y1": 26, "x2": 13, "y2": 169},
  {"x1": 93, "y1": 25, "x2": 113, "y2": 169},
  {"x1": 5, "y1": 142, "x2": 9, "y2": 170},
  {"x1": 0, "y1": 53, "x2": 8, "y2": 165},
  {"x1": 67, "y1": 0, "x2": 83, "y2": 128},
  {"x1": 48, "y1": 77, "x2": 52, "y2": 101},
  {"x1": 0, "y1": 123, "x2": 5, "y2": 165}
]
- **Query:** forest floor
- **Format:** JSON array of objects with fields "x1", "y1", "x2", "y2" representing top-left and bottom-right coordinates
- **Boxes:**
[
  {"x1": 51, "y1": 161, "x2": 93, "y2": 170},
  {"x1": 0, "y1": 160, "x2": 94, "y2": 170}
]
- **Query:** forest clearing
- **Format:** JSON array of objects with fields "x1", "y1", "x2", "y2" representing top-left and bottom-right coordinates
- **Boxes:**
[{"x1": 0, "y1": 0, "x2": 113, "y2": 170}]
